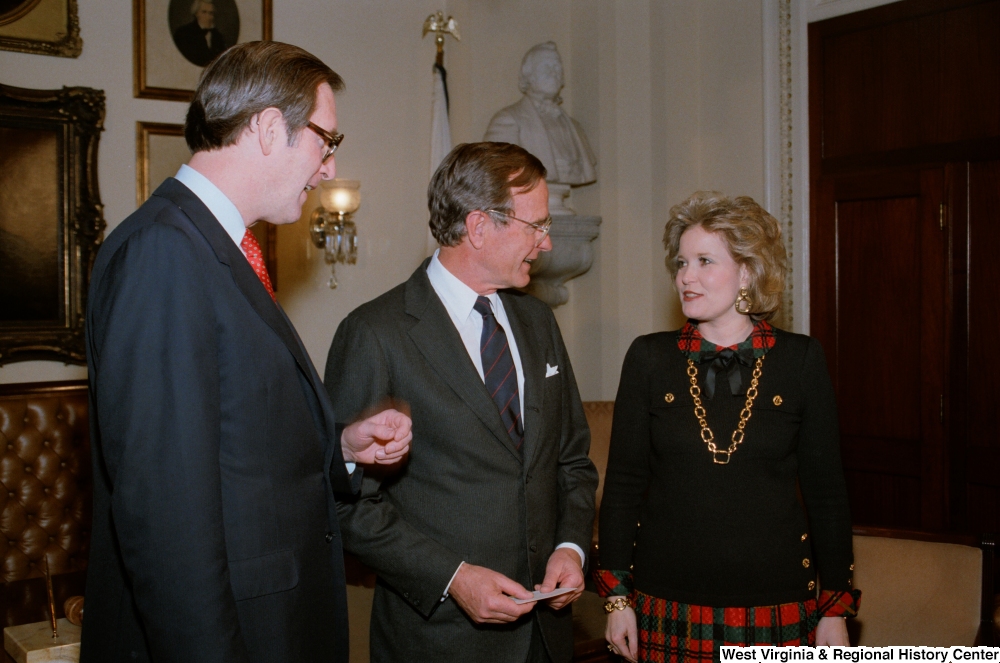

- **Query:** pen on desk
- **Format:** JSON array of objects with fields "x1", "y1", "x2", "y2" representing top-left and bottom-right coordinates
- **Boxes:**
[{"x1": 44, "y1": 557, "x2": 57, "y2": 639}]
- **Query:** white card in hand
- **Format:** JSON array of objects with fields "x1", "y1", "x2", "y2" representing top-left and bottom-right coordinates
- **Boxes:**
[{"x1": 510, "y1": 586, "x2": 579, "y2": 604}]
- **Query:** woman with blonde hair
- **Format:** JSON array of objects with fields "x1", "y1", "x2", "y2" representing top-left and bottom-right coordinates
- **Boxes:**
[{"x1": 597, "y1": 192, "x2": 860, "y2": 661}]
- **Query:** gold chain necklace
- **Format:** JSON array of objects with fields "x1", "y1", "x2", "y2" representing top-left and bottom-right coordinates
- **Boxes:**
[{"x1": 686, "y1": 355, "x2": 764, "y2": 465}]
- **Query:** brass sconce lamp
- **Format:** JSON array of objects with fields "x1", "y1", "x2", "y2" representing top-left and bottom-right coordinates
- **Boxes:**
[{"x1": 310, "y1": 179, "x2": 360, "y2": 289}]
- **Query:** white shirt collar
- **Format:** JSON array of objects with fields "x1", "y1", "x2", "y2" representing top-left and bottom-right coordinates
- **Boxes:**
[
  {"x1": 426, "y1": 249, "x2": 498, "y2": 323},
  {"x1": 174, "y1": 164, "x2": 246, "y2": 249}
]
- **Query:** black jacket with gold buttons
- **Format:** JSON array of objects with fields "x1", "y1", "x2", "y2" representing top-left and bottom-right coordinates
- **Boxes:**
[{"x1": 598, "y1": 328, "x2": 854, "y2": 607}]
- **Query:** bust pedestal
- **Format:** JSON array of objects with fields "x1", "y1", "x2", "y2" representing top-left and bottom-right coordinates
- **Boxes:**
[{"x1": 522, "y1": 184, "x2": 601, "y2": 307}]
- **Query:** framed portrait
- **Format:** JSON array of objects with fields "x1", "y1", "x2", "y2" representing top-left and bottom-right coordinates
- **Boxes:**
[
  {"x1": 133, "y1": 0, "x2": 272, "y2": 101},
  {"x1": 136, "y1": 121, "x2": 277, "y2": 288},
  {"x1": 0, "y1": 0, "x2": 82, "y2": 57},
  {"x1": 0, "y1": 84, "x2": 106, "y2": 365}
]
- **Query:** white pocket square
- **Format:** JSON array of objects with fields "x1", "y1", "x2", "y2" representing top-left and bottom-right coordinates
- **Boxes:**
[{"x1": 545, "y1": 363, "x2": 559, "y2": 378}]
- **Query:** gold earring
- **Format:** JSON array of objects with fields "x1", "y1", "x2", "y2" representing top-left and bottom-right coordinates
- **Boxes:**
[{"x1": 735, "y1": 287, "x2": 752, "y2": 314}]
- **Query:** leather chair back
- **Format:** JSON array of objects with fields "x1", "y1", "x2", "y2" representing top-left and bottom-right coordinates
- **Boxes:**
[{"x1": 0, "y1": 381, "x2": 91, "y2": 582}]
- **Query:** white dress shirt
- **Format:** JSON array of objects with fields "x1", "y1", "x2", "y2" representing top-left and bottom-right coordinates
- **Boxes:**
[
  {"x1": 426, "y1": 250, "x2": 526, "y2": 416},
  {"x1": 426, "y1": 251, "x2": 585, "y2": 598},
  {"x1": 174, "y1": 164, "x2": 247, "y2": 252}
]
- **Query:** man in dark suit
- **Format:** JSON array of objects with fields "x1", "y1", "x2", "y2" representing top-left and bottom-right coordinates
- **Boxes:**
[
  {"x1": 82, "y1": 41, "x2": 411, "y2": 663},
  {"x1": 172, "y1": 0, "x2": 227, "y2": 67},
  {"x1": 325, "y1": 142, "x2": 599, "y2": 663}
]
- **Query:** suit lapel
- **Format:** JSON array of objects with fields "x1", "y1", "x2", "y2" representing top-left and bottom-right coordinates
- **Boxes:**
[
  {"x1": 404, "y1": 263, "x2": 523, "y2": 462},
  {"x1": 501, "y1": 292, "x2": 544, "y2": 469},
  {"x1": 153, "y1": 179, "x2": 315, "y2": 381}
]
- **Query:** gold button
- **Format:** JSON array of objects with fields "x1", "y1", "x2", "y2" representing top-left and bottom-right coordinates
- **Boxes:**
[
  {"x1": 664, "y1": 393, "x2": 675, "y2": 403},
  {"x1": 802, "y1": 558, "x2": 810, "y2": 568},
  {"x1": 773, "y1": 395, "x2": 783, "y2": 406},
  {"x1": 848, "y1": 578, "x2": 852, "y2": 586},
  {"x1": 808, "y1": 580, "x2": 815, "y2": 590},
  {"x1": 801, "y1": 533, "x2": 808, "y2": 542},
  {"x1": 849, "y1": 564, "x2": 854, "y2": 571}
]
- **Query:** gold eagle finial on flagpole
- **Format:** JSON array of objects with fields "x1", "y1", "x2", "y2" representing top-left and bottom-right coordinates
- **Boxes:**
[{"x1": 422, "y1": 11, "x2": 460, "y2": 66}]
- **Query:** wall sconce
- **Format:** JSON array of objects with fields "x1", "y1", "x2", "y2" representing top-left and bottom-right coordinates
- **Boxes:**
[{"x1": 310, "y1": 179, "x2": 360, "y2": 289}]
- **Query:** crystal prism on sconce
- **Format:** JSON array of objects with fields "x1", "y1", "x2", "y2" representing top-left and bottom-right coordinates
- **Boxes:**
[{"x1": 310, "y1": 179, "x2": 360, "y2": 289}]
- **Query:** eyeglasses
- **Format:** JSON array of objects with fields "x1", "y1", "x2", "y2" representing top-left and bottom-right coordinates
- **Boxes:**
[
  {"x1": 307, "y1": 121, "x2": 344, "y2": 163},
  {"x1": 485, "y1": 209, "x2": 553, "y2": 247}
]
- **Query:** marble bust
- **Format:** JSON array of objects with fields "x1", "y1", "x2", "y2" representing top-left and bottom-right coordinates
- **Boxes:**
[{"x1": 484, "y1": 42, "x2": 597, "y2": 187}]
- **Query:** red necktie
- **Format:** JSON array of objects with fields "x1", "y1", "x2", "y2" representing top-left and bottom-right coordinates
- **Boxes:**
[{"x1": 240, "y1": 230, "x2": 275, "y2": 301}]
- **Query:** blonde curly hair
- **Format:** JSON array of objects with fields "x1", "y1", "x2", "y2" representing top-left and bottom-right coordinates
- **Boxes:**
[{"x1": 663, "y1": 191, "x2": 786, "y2": 321}]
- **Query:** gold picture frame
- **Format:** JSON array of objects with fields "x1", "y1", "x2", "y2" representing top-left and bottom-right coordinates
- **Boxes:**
[
  {"x1": 136, "y1": 121, "x2": 277, "y2": 288},
  {"x1": 0, "y1": 0, "x2": 82, "y2": 58},
  {"x1": 133, "y1": 0, "x2": 272, "y2": 101},
  {"x1": 0, "y1": 84, "x2": 106, "y2": 365}
]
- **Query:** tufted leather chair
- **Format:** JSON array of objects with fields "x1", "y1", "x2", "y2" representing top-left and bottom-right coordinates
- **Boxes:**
[{"x1": 0, "y1": 381, "x2": 91, "y2": 583}]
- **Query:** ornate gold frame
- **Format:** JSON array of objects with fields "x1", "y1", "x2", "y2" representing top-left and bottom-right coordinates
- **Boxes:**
[
  {"x1": 0, "y1": 0, "x2": 82, "y2": 58},
  {"x1": 0, "y1": 84, "x2": 106, "y2": 365},
  {"x1": 135, "y1": 120, "x2": 277, "y2": 288},
  {"x1": 133, "y1": 0, "x2": 273, "y2": 101}
]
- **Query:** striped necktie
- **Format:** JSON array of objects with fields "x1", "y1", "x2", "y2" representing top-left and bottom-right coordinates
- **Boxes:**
[{"x1": 473, "y1": 296, "x2": 524, "y2": 450}]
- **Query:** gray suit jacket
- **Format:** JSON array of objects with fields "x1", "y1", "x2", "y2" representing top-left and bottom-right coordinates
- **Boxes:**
[{"x1": 325, "y1": 261, "x2": 598, "y2": 663}]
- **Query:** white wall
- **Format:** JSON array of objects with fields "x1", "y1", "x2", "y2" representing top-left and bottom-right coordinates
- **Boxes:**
[
  {"x1": 0, "y1": 0, "x2": 768, "y2": 405},
  {"x1": 567, "y1": 0, "x2": 765, "y2": 399}
]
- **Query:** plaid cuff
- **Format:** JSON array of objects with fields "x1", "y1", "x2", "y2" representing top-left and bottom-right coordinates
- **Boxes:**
[
  {"x1": 594, "y1": 569, "x2": 633, "y2": 598},
  {"x1": 818, "y1": 589, "x2": 862, "y2": 618}
]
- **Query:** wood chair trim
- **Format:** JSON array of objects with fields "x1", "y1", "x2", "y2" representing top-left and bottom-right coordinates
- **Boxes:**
[{"x1": 0, "y1": 380, "x2": 88, "y2": 398}]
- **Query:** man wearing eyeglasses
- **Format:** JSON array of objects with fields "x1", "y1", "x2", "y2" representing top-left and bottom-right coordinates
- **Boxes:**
[
  {"x1": 325, "y1": 142, "x2": 598, "y2": 663},
  {"x1": 82, "y1": 41, "x2": 410, "y2": 663}
]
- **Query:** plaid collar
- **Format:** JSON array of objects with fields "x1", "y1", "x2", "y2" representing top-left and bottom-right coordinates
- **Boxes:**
[{"x1": 677, "y1": 319, "x2": 776, "y2": 364}]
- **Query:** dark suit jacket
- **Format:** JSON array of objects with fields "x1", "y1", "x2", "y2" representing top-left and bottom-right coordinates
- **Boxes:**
[
  {"x1": 172, "y1": 20, "x2": 227, "y2": 67},
  {"x1": 324, "y1": 261, "x2": 598, "y2": 663},
  {"x1": 82, "y1": 178, "x2": 359, "y2": 663}
]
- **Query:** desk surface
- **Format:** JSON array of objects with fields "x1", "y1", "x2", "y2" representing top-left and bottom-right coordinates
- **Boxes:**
[{"x1": 0, "y1": 571, "x2": 86, "y2": 663}]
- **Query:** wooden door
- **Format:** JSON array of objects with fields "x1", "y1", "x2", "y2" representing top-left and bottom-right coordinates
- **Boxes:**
[
  {"x1": 812, "y1": 170, "x2": 950, "y2": 529},
  {"x1": 959, "y1": 160, "x2": 1000, "y2": 532},
  {"x1": 810, "y1": 0, "x2": 1000, "y2": 533}
]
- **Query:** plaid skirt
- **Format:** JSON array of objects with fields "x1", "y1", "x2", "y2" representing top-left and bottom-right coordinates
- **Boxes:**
[{"x1": 633, "y1": 590, "x2": 819, "y2": 662}]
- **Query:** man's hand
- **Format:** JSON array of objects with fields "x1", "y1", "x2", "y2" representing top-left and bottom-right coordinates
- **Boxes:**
[
  {"x1": 341, "y1": 408, "x2": 412, "y2": 465},
  {"x1": 448, "y1": 563, "x2": 535, "y2": 624},
  {"x1": 535, "y1": 547, "x2": 584, "y2": 610}
]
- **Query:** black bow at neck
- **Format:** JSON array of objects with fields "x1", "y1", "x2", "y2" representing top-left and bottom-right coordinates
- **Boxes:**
[{"x1": 698, "y1": 348, "x2": 753, "y2": 400}]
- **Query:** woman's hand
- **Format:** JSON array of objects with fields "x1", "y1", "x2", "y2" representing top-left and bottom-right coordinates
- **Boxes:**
[
  {"x1": 815, "y1": 616, "x2": 849, "y2": 646},
  {"x1": 605, "y1": 606, "x2": 639, "y2": 662}
]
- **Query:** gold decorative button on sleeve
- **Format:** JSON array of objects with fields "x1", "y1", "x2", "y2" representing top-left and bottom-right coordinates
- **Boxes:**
[
  {"x1": 664, "y1": 393, "x2": 675, "y2": 403},
  {"x1": 849, "y1": 564, "x2": 854, "y2": 571},
  {"x1": 802, "y1": 558, "x2": 810, "y2": 568},
  {"x1": 801, "y1": 533, "x2": 808, "y2": 542},
  {"x1": 773, "y1": 395, "x2": 783, "y2": 406},
  {"x1": 808, "y1": 581, "x2": 815, "y2": 590}
]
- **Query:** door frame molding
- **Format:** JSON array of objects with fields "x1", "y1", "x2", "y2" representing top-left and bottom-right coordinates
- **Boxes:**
[{"x1": 762, "y1": 0, "x2": 903, "y2": 334}]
